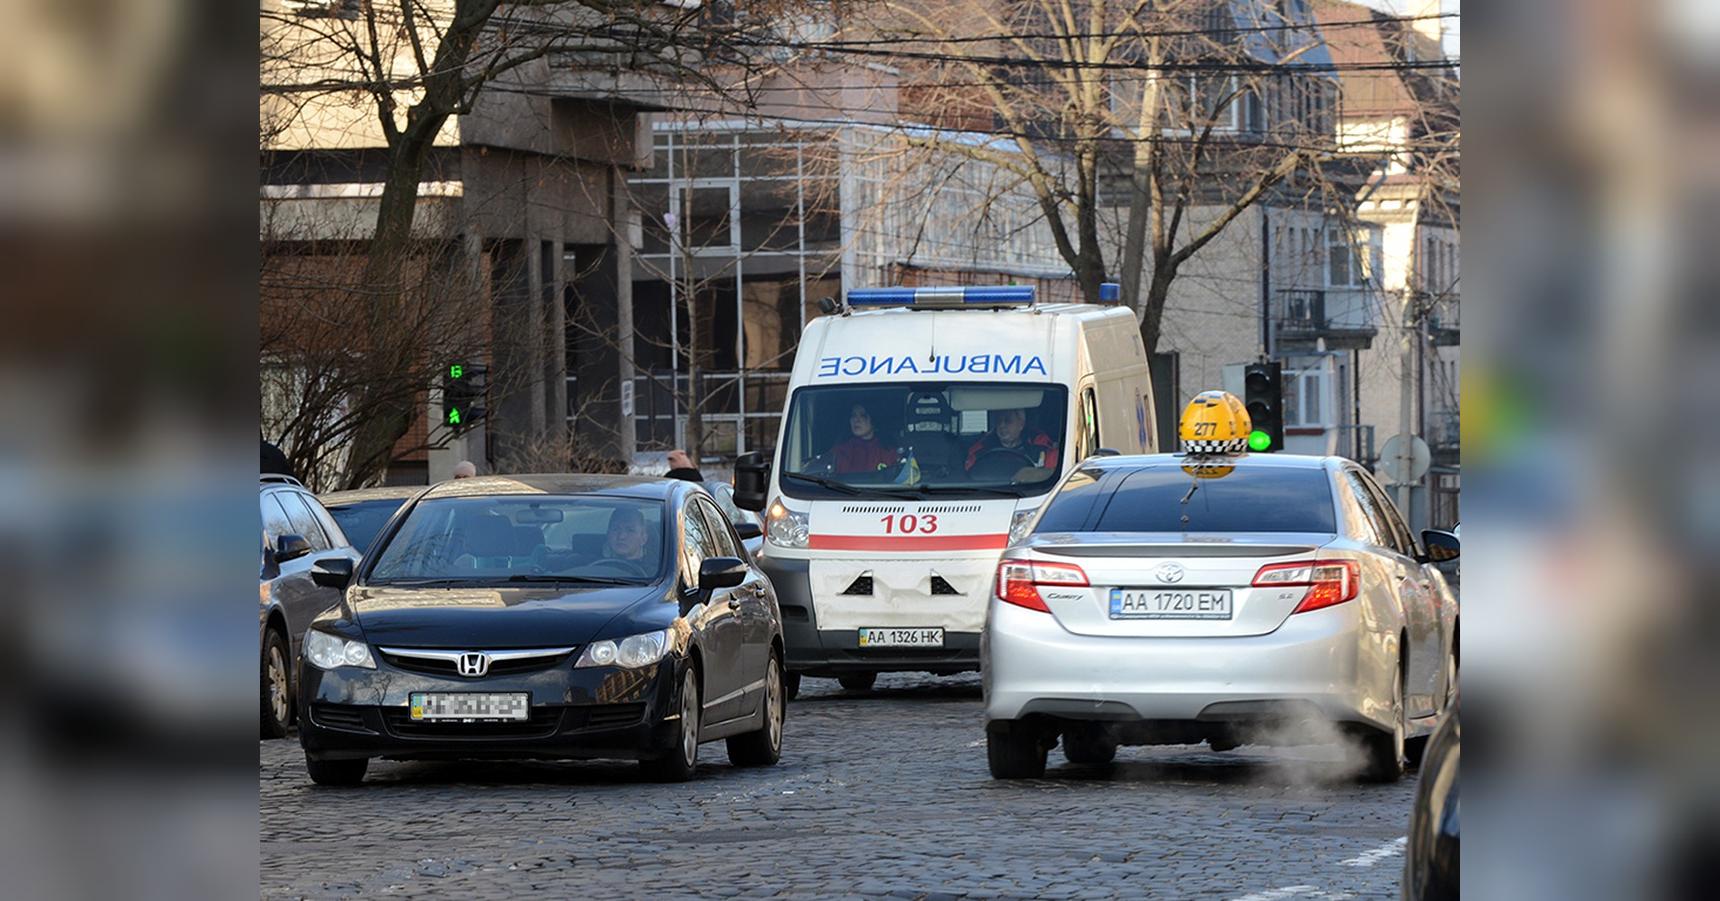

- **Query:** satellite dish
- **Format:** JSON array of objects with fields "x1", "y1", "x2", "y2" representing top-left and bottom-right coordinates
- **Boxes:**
[{"x1": 1378, "y1": 433, "x2": 1432, "y2": 484}]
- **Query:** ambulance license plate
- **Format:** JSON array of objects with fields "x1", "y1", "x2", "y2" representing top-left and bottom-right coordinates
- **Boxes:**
[
  {"x1": 1109, "y1": 588, "x2": 1233, "y2": 620},
  {"x1": 857, "y1": 627, "x2": 944, "y2": 648}
]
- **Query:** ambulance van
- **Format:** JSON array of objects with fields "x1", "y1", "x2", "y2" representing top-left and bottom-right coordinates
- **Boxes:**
[{"x1": 734, "y1": 284, "x2": 1156, "y2": 694}]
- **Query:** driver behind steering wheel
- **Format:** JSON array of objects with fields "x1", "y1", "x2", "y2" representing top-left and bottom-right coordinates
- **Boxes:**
[
  {"x1": 600, "y1": 506, "x2": 650, "y2": 563},
  {"x1": 964, "y1": 408, "x2": 1059, "y2": 474}
]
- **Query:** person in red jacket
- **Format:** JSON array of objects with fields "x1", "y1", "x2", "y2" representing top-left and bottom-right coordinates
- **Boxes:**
[
  {"x1": 831, "y1": 403, "x2": 900, "y2": 474},
  {"x1": 965, "y1": 408, "x2": 1059, "y2": 472}
]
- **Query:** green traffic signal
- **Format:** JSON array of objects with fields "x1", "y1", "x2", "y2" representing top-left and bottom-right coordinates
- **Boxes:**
[{"x1": 1248, "y1": 429, "x2": 1272, "y2": 451}]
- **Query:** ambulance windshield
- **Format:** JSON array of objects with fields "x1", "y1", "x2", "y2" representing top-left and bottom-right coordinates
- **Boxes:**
[{"x1": 777, "y1": 383, "x2": 1070, "y2": 499}]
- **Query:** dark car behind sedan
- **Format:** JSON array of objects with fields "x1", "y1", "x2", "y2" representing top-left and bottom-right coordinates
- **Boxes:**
[
  {"x1": 1403, "y1": 697, "x2": 1459, "y2": 900},
  {"x1": 318, "y1": 485, "x2": 421, "y2": 555},
  {"x1": 296, "y1": 475, "x2": 786, "y2": 785}
]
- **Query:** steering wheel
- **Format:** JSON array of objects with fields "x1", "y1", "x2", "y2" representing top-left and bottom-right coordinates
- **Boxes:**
[
  {"x1": 977, "y1": 446, "x2": 1038, "y2": 468},
  {"x1": 587, "y1": 557, "x2": 649, "y2": 577}
]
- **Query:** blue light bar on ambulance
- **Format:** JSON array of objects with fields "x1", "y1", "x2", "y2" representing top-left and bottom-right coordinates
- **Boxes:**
[
  {"x1": 846, "y1": 286, "x2": 1037, "y2": 307},
  {"x1": 1099, "y1": 282, "x2": 1121, "y2": 302}
]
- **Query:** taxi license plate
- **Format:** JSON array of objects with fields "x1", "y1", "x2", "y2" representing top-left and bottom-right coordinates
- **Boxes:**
[
  {"x1": 1109, "y1": 588, "x2": 1233, "y2": 620},
  {"x1": 858, "y1": 627, "x2": 944, "y2": 648},
  {"x1": 409, "y1": 692, "x2": 530, "y2": 721}
]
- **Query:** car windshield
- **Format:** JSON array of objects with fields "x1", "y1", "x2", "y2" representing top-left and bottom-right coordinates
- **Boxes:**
[
  {"x1": 778, "y1": 382, "x2": 1069, "y2": 499},
  {"x1": 325, "y1": 498, "x2": 407, "y2": 553},
  {"x1": 367, "y1": 496, "x2": 666, "y2": 584},
  {"x1": 1036, "y1": 464, "x2": 1337, "y2": 533}
]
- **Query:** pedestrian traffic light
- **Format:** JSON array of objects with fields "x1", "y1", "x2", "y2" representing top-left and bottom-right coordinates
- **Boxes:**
[
  {"x1": 1243, "y1": 361, "x2": 1284, "y2": 452},
  {"x1": 442, "y1": 363, "x2": 487, "y2": 433}
]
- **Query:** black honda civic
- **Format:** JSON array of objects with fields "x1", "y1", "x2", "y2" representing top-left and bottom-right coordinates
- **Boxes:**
[{"x1": 296, "y1": 475, "x2": 786, "y2": 785}]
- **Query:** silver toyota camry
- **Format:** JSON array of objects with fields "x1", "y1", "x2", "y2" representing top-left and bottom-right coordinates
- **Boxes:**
[{"x1": 982, "y1": 454, "x2": 1459, "y2": 782}]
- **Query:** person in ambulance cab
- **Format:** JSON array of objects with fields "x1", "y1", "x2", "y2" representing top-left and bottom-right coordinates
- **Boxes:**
[
  {"x1": 965, "y1": 408, "x2": 1059, "y2": 474},
  {"x1": 831, "y1": 403, "x2": 901, "y2": 474}
]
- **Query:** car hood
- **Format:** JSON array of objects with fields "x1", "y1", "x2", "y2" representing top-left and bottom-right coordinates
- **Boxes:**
[{"x1": 345, "y1": 583, "x2": 673, "y2": 649}]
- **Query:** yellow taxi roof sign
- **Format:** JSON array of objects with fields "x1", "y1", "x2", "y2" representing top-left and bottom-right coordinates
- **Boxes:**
[{"x1": 1179, "y1": 390, "x2": 1252, "y2": 455}]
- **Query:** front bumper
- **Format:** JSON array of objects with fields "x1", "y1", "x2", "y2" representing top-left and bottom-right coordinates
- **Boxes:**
[
  {"x1": 297, "y1": 654, "x2": 684, "y2": 762},
  {"x1": 982, "y1": 600, "x2": 1391, "y2": 733},
  {"x1": 758, "y1": 553, "x2": 981, "y2": 676}
]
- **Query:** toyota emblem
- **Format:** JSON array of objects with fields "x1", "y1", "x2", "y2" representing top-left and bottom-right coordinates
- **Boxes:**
[
  {"x1": 1154, "y1": 563, "x2": 1186, "y2": 584},
  {"x1": 457, "y1": 652, "x2": 490, "y2": 677}
]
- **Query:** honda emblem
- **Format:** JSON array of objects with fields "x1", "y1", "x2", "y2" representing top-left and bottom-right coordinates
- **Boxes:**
[{"x1": 457, "y1": 652, "x2": 490, "y2": 677}]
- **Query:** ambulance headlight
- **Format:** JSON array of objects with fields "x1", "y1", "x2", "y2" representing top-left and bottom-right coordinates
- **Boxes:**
[
  {"x1": 766, "y1": 499, "x2": 810, "y2": 548},
  {"x1": 1009, "y1": 508, "x2": 1039, "y2": 545}
]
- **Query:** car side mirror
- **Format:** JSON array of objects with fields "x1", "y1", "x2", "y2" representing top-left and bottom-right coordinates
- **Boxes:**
[
  {"x1": 733, "y1": 522, "x2": 762, "y2": 541},
  {"x1": 1421, "y1": 529, "x2": 1460, "y2": 564},
  {"x1": 698, "y1": 556, "x2": 748, "y2": 591},
  {"x1": 733, "y1": 452, "x2": 770, "y2": 512},
  {"x1": 274, "y1": 534, "x2": 313, "y2": 563},
  {"x1": 311, "y1": 556, "x2": 355, "y2": 589}
]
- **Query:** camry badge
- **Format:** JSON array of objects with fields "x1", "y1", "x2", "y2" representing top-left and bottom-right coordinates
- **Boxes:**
[
  {"x1": 1154, "y1": 563, "x2": 1186, "y2": 584},
  {"x1": 457, "y1": 652, "x2": 491, "y2": 677}
]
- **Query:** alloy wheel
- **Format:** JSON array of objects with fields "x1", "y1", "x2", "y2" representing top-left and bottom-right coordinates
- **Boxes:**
[{"x1": 268, "y1": 645, "x2": 289, "y2": 725}]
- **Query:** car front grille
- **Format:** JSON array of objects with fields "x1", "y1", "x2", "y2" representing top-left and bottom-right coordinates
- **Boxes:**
[{"x1": 377, "y1": 648, "x2": 574, "y2": 678}]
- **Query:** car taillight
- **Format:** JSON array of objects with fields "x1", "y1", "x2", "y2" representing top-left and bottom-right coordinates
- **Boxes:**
[
  {"x1": 994, "y1": 559, "x2": 1089, "y2": 613},
  {"x1": 1252, "y1": 559, "x2": 1361, "y2": 614}
]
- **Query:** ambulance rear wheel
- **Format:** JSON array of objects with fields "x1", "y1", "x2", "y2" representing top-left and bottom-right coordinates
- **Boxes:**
[{"x1": 838, "y1": 672, "x2": 876, "y2": 692}]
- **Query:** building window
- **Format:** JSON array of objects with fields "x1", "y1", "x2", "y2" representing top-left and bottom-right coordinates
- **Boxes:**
[
  {"x1": 1327, "y1": 227, "x2": 1374, "y2": 287},
  {"x1": 1283, "y1": 358, "x2": 1332, "y2": 428}
]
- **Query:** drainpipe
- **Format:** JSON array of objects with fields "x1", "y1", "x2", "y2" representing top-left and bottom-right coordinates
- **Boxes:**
[{"x1": 1260, "y1": 208, "x2": 1272, "y2": 358}]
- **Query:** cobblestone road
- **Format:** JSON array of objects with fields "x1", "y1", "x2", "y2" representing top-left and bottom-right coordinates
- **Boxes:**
[{"x1": 262, "y1": 673, "x2": 1415, "y2": 899}]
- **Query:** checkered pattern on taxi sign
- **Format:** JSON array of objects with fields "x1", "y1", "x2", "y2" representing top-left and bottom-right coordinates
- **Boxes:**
[{"x1": 1182, "y1": 437, "x2": 1248, "y2": 455}]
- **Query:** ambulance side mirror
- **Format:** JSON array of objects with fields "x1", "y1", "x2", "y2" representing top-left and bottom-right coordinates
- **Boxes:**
[{"x1": 734, "y1": 452, "x2": 770, "y2": 512}]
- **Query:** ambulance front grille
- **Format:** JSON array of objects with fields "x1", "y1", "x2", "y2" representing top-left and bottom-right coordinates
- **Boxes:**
[
  {"x1": 840, "y1": 504, "x2": 907, "y2": 514},
  {"x1": 918, "y1": 504, "x2": 983, "y2": 514}
]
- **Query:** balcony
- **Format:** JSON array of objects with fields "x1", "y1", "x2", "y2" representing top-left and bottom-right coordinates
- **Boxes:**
[
  {"x1": 1272, "y1": 289, "x2": 1378, "y2": 351},
  {"x1": 1426, "y1": 293, "x2": 1460, "y2": 346}
]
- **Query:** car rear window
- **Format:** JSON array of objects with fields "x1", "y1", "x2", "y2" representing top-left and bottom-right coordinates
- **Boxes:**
[{"x1": 1038, "y1": 465, "x2": 1337, "y2": 534}]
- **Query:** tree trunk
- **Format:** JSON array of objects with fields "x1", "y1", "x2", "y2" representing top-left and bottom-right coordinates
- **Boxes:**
[
  {"x1": 339, "y1": 128, "x2": 440, "y2": 489},
  {"x1": 1138, "y1": 265, "x2": 1175, "y2": 357}
]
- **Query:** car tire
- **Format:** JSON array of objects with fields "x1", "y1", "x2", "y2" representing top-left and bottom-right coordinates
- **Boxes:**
[
  {"x1": 1062, "y1": 724, "x2": 1118, "y2": 766},
  {"x1": 838, "y1": 672, "x2": 876, "y2": 692},
  {"x1": 987, "y1": 720, "x2": 1048, "y2": 780},
  {"x1": 783, "y1": 672, "x2": 801, "y2": 702},
  {"x1": 727, "y1": 651, "x2": 785, "y2": 767},
  {"x1": 260, "y1": 627, "x2": 292, "y2": 740},
  {"x1": 642, "y1": 665, "x2": 700, "y2": 782},
  {"x1": 304, "y1": 755, "x2": 367, "y2": 786},
  {"x1": 1359, "y1": 661, "x2": 1407, "y2": 783}
]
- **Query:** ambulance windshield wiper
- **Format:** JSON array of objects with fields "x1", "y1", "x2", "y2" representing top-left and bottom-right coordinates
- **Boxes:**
[
  {"x1": 782, "y1": 471, "x2": 864, "y2": 495},
  {"x1": 868, "y1": 484, "x2": 1018, "y2": 499}
]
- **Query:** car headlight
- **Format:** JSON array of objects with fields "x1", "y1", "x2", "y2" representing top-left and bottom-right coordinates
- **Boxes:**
[
  {"x1": 304, "y1": 629, "x2": 376, "y2": 670},
  {"x1": 766, "y1": 499, "x2": 809, "y2": 548},
  {"x1": 576, "y1": 628, "x2": 670, "y2": 669},
  {"x1": 1009, "y1": 507, "x2": 1039, "y2": 545}
]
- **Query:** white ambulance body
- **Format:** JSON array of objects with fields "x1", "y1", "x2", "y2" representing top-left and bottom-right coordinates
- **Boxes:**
[{"x1": 742, "y1": 285, "x2": 1156, "y2": 687}]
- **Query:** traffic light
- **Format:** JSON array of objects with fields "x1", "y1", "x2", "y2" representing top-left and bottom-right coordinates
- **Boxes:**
[
  {"x1": 1243, "y1": 361, "x2": 1284, "y2": 452},
  {"x1": 442, "y1": 363, "x2": 487, "y2": 433}
]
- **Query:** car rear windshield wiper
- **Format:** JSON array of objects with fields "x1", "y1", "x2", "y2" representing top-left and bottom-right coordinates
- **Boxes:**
[
  {"x1": 782, "y1": 471, "x2": 864, "y2": 495},
  {"x1": 504, "y1": 574, "x2": 643, "y2": 586}
]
